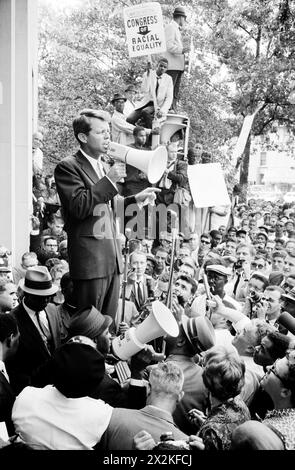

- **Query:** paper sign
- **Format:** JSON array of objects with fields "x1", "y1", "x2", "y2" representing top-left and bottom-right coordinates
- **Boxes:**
[
  {"x1": 123, "y1": 2, "x2": 166, "y2": 58},
  {"x1": 232, "y1": 103, "x2": 264, "y2": 162},
  {"x1": 187, "y1": 163, "x2": 230, "y2": 208}
]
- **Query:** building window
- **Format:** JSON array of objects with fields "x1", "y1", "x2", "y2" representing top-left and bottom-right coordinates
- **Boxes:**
[{"x1": 260, "y1": 152, "x2": 267, "y2": 166}]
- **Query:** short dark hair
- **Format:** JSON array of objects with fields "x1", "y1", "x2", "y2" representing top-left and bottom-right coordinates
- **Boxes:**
[
  {"x1": 0, "y1": 314, "x2": 18, "y2": 342},
  {"x1": 202, "y1": 346, "x2": 245, "y2": 401},
  {"x1": 266, "y1": 331, "x2": 291, "y2": 361},
  {"x1": 176, "y1": 274, "x2": 197, "y2": 295},
  {"x1": 43, "y1": 236, "x2": 57, "y2": 246},
  {"x1": 133, "y1": 126, "x2": 146, "y2": 137},
  {"x1": 272, "y1": 250, "x2": 287, "y2": 260},
  {"x1": 60, "y1": 272, "x2": 72, "y2": 291},
  {"x1": 73, "y1": 109, "x2": 110, "y2": 145},
  {"x1": 250, "y1": 272, "x2": 269, "y2": 290},
  {"x1": 157, "y1": 57, "x2": 168, "y2": 65}
]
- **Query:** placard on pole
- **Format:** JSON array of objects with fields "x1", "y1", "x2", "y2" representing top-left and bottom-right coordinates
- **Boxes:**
[{"x1": 123, "y1": 2, "x2": 166, "y2": 58}]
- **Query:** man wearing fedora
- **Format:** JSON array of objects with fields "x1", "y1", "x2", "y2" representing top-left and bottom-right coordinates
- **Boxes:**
[
  {"x1": 165, "y1": 315, "x2": 215, "y2": 435},
  {"x1": 163, "y1": 6, "x2": 190, "y2": 111},
  {"x1": 6, "y1": 266, "x2": 62, "y2": 394},
  {"x1": 54, "y1": 109, "x2": 160, "y2": 324}
]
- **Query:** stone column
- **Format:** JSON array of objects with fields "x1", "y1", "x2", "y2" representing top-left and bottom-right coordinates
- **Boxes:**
[{"x1": 0, "y1": 0, "x2": 38, "y2": 268}]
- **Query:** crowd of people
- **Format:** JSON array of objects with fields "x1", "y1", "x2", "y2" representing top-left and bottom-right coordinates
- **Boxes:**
[
  {"x1": 1, "y1": 187, "x2": 295, "y2": 451},
  {"x1": 1, "y1": 5, "x2": 295, "y2": 453}
]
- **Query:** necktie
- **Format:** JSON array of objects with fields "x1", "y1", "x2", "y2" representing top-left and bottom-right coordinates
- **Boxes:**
[
  {"x1": 97, "y1": 159, "x2": 105, "y2": 179},
  {"x1": 0, "y1": 365, "x2": 9, "y2": 383},
  {"x1": 233, "y1": 273, "x2": 241, "y2": 296},
  {"x1": 155, "y1": 76, "x2": 160, "y2": 97},
  {"x1": 35, "y1": 311, "x2": 51, "y2": 339},
  {"x1": 137, "y1": 281, "x2": 144, "y2": 306}
]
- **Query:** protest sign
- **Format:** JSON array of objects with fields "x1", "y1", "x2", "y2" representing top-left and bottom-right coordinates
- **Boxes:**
[
  {"x1": 188, "y1": 163, "x2": 230, "y2": 208},
  {"x1": 123, "y1": 2, "x2": 166, "y2": 58}
]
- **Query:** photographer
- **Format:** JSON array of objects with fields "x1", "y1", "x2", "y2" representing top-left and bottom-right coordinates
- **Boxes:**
[
  {"x1": 226, "y1": 243, "x2": 253, "y2": 300},
  {"x1": 242, "y1": 272, "x2": 269, "y2": 320},
  {"x1": 172, "y1": 275, "x2": 198, "y2": 321}
]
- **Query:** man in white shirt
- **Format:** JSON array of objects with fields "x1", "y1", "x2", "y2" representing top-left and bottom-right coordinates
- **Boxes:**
[
  {"x1": 123, "y1": 84, "x2": 137, "y2": 117},
  {"x1": 126, "y1": 58, "x2": 173, "y2": 129},
  {"x1": 12, "y1": 341, "x2": 113, "y2": 450}
]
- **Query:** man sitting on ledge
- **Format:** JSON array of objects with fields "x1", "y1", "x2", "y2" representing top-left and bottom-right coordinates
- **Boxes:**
[{"x1": 126, "y1": 57, "x2": 173, "y2": 130}]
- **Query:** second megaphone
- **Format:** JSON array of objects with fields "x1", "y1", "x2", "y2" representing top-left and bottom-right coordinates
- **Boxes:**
[
  {"x1": 111, "y1": 300, "x2": 179, "y2": 361},
  {"x1": 108, "y1": 141, "x2": 168, "y2": 184}
]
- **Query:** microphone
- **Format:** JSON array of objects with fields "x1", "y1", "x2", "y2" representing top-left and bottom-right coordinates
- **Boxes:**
[{"x1": 125, "y1": 227, "x2": 132, "y2": 240}]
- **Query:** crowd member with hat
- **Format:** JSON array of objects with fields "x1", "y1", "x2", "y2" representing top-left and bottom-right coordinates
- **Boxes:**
[
  {"x1": 162, "y1": 6, "x2": 189, "y2": 111},
  {"x1": 32, "y1": 305, "x2": 148, "y2": 409},
  {"x1": 164, "y1": 315, "x2": 215, "y2": 434},
  {"x1": 126, "y1": 57, "x2": 173, "y2": 129},
  {"x1": 123, "y1": 84, "x2": 137, "y2": 117},
  {"x1": 111, "y1": 92, "x2": 137, "y2": 146},
  {"x1": 6, "y1": 266, "x2": 61, "y2": 394},
  {"x1": 191, "y1": 263, "x2": 241, "y2": 348},
  {"x1": 12, "y1": 341, "x2": 113, "y2": 450}
]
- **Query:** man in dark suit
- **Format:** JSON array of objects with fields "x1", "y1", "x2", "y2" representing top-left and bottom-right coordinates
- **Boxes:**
[
  {"x1": 0, "y1": 314, "x2": 20, "y2": 438},
  {"x1": 125, "y1": 250, "x2": 155, "y2": 313},
  {"x1": 6, "y1": 266, "x2": 61, "y2": 394},
  {"x1": 54, "y1": 109, "x2": 160, "y2": 323}
]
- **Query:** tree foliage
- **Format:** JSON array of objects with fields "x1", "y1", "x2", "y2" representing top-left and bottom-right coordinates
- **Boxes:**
[{"x1": 39, "y1": 0, "x2": 295, "y2": 197}]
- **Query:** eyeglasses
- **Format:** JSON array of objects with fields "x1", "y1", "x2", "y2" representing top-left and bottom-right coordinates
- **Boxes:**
[
  {"x1": 266, "y1": 361, "x2": 289, "y2": 388},
  {"x1": 201, "y1": 240, "x2": 210, "y2": 245},
  {"x1": 251, "y1": 262, "x2": 265, "y2": 270}
]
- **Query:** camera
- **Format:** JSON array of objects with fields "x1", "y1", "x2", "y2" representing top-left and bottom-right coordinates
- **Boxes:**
[
  {"x1": 249, "y1": 291, "x2": 262, "y2": 303},
  {"x1": 234, "y1": 259, "x2": 244, "y2": 270}
]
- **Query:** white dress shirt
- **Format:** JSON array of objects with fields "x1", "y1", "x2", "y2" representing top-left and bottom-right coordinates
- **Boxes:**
[
  {"x1": 79, "y1": 148, "x2": 117, "y2": 190},
  {"x1": 12, "y1": 385, "x2": 113, "y2": 450}
]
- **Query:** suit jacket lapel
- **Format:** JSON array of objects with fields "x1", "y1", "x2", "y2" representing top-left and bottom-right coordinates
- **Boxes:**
[
  {"x1": 17, "y1": 305, "x2": 51, "y2": 359},
  {"x1": 75, "y1": 150, "x2": 99, "y2": 184},
  {"x1": 45, "y1": 305, "x2": 60, "y2": 350}
]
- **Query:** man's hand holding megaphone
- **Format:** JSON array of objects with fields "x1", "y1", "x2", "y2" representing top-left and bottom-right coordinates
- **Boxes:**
[{"x1": 134, "y1": 187, "x2": 161, "y2": 207}]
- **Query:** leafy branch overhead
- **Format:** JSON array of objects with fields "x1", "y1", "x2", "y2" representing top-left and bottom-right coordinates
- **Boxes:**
[{"x1": 39, "y1": 0, "x2": 295, "y2": 196}]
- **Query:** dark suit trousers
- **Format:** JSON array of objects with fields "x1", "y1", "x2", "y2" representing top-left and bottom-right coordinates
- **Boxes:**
[
  {"x1": 167, "y1": 70, "x2": 183, "y2": 110},
  {"x1": 126, "y1": 101, "x2": 154, "y2": 129},
  {"x1": 73, "y1": 272, "x2": 120, "y2": 331}
]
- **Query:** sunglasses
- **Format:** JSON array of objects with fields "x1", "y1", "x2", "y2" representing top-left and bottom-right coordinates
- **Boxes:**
[
  {"x1": 251, "y1": 262, "x2": 265, "y2": 270},
  {"x1": 201, "y1": 240, "x2": 210, "y2": 245}
]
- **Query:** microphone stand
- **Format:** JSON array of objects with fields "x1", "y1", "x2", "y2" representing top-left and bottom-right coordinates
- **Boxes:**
[
  {"x1": 161, "y1": 227, "x2": 178, "y2": 356},
  {"x1": 120, "y1": 235, "x2": 130, "y2": 325}
]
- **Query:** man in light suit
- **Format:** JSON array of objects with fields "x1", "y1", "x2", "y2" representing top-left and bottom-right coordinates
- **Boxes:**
[
  {"x1": 126, "y1": 58, "x2": 173, "y2": 129},
  {"x1": 54, "y1": 109, "x2": 160, "y2": 324},
  {"x1": 163, "y1": 6, "x2": 190, "y2": 110},
  {"x1": 100, "y1": 361, "x2": 188, "y2": 450}
]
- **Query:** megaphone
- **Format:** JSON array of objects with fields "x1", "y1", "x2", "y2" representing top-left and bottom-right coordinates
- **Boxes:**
[
  {"x1": 111, "y1": 300, "x2": 179, "y2": 360},
  {"x1": 108, "y1": 142, "x2": 167, "y2": 184},
  {"x1": 160, "y1": 113, "x2": 189, "y2": 145}
]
